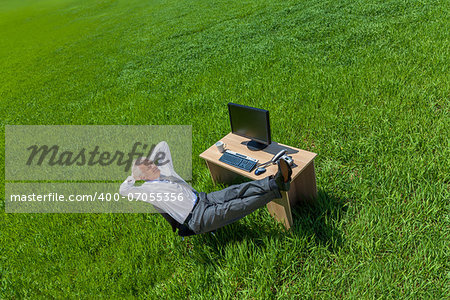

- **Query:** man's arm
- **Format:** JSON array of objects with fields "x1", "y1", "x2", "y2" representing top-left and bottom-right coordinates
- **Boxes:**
[
  {"x1": 119, "y1": 176, "x2": 178, "y2": 212},
  {"x1": 151, "y1": 141, "x2": 186, "y2": 181},
  {"x1": 151, "y1": 141, "x2": 174, "y2": 170},
  {"x1": 119, "y1": 176, "x2": 163, "y2": 204},
  {"x1": 119, "y1": 176, "x2": 141, "y2": 197}
]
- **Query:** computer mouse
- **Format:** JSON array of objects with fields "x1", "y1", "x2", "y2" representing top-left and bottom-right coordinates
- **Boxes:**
[{"x1": 254, "y1": 167, "x2": 266, "y2": 175}]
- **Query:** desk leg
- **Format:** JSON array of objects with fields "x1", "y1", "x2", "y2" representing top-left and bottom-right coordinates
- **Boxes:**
[
  {"x1": 266, "y1": 192, "x2": 293, "y2": 230},
  {"x1": 204, "y1": 160, "x2": 317, "y2": 231},
  {"x1": 289, "y1": 161, "x2": 318, "y2": 206},
  {"x1": 266, "y1": 160, "x2": 317, "y2": 230},
  {"x1": 205, "y1": 161, "x2": 238, "y2": 185}
]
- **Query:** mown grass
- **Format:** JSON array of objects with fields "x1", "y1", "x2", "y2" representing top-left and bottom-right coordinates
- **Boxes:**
[{"x1": 0, "y1": 0, "x2": 449, "y2": 298}]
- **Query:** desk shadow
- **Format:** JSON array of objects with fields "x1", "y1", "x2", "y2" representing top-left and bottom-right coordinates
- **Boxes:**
[
  {"x1": 240, "y1": 141, "x2": 299, "y2": 156},
  {"x1": 187, "y1": 219, "x2": 284, "y2": 265},
  {"x1": 290, "y1": 189, "x2": 347, "y2": 252},
  {"x1": 187, "y1": 189, "x2": 347, "y2": 264}
]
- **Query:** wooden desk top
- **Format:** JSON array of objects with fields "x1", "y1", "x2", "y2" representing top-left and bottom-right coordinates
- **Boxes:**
[{"x1": 199, "y1": 133, "x2": 317, "y2": 181}]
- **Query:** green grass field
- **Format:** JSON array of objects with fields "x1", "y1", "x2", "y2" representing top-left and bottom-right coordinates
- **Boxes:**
[{"x1": 0, "y1": 0, "x2": 449, "y2": 298}]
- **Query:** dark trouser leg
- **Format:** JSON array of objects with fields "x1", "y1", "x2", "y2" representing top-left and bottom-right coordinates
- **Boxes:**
[
  {"x1": 206, "y1": 176, "x2": 279, "y2": 204},
  {"x1": 188, "y1": 177, "x2": 282, "y2": 234}
]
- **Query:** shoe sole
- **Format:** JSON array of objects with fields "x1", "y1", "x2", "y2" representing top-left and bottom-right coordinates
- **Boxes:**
[{"x1": 279, "y1": 158, "x2": 291, "y2": 183}]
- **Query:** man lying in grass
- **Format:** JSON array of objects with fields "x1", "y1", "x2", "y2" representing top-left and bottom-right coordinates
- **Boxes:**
[{"x1": 119, "y1": 141, "x2": 292, "y2": 236}]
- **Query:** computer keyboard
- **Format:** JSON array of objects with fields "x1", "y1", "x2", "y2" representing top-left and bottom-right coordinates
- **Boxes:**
[{"x1": 219, "y1": 150, "x2": 258, "y2": 172}]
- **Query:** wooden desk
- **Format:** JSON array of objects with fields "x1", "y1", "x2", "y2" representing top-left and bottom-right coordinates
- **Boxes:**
[{"x1": 199, "y1": 133, "x2": 318, "y2": 229}]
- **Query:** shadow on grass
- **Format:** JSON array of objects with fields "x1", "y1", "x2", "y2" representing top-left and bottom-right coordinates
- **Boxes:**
[
  {"x1": 290, "y1": 189, "x2": 348, "y2": 252},
  {"x1": 185, "y1": 189, "x2": 347, "y2": 264}
]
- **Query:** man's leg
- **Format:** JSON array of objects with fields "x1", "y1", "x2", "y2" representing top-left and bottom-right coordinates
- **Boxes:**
[
  {"x1": 206, "y1": 176, "x2": 280, "y2": 205},
  {"x1": 188, "y1": 176, "x2": 282, "y2": 234},
  {"x1": 187, "y1": 158, "x2": 292, "y2": 234}
]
